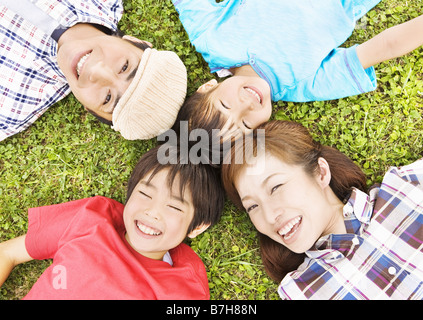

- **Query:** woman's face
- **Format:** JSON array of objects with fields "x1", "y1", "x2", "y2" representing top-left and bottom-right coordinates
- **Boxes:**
[{"x1": 234, "y1": 153, "x2": 345, "y2": 253}]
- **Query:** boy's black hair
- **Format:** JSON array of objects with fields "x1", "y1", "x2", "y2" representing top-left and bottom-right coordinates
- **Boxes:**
[{"x1": 126, "y1": 143, "x2": 225, "y2": 235}]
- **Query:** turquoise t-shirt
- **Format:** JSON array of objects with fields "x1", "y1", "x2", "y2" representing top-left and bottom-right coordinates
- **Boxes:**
[{"x1": 173, "y1": 0, "x2": 380, "y2": 102}]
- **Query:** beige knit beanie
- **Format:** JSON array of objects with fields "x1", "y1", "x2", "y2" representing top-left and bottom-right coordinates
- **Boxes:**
[{"x1": 112, "y1": 48, "x2": 187, "y2": 140}]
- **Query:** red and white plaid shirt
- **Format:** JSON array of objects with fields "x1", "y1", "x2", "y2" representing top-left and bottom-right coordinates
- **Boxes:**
[
  {"x1": 0, "y1": 0, "x2": 123, "y2": 141},
  {"x1": 279, "y1": 159, "x2": 423, "y2": 300}
]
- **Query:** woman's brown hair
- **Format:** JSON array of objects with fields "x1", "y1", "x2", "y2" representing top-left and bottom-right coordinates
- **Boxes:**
[{"x1": 221, "y1": 120, "x2": 367, "y2": 282}]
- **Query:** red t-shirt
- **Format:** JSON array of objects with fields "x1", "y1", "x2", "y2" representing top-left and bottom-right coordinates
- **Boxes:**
[{"x1": 24, "y1": 196, "x2": 210, "y2": 300}]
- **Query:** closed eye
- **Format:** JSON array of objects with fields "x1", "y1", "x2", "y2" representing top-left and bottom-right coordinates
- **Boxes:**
[
  {"x1": 242, "y1": 121, "x2": 252, "y2": 130},
  {"x1": 220, "y1": 100, "x2": 230, "y2": 109},
  {"x1": 168, "y1": 205, "x2": 183, "y2": 212},
  {"x1": 139, "y1": 190, "x2": 152, "y2": 199},
  {"x1": 271, "y1": 184, "x2": 282, "y2": 194}
]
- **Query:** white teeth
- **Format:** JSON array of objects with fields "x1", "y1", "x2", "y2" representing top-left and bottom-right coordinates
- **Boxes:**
[
  {"x1": 76, "y1": 53, "x2": 91, "y2": 76},
  {"x1": 245, "y1": 87, "x2": 262, "y2": 103},
  {"x1": 278, "y1": 216, "x2": 302, "y2": 238},
  {"x1": 136, "y1": 221, "x2": 161, "y2": 236}
]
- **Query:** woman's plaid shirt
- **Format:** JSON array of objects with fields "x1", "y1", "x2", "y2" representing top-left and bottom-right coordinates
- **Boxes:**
[
  {"x1": 0, "y1": 0, "x2": 123, "y2": 141},
  {"x1": 279, "y1": 159, "x2": 423, "y2": 300}
]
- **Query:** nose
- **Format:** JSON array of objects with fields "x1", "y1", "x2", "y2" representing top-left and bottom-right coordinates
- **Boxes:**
[
  {"x1": 88, "y1": 62, "x2": 115, "y2": 85},
  {"x1": 239, "y1": 93, "x2": 255, "y2": 112},
  {"x1": 144, "y1": 203, "x2": 161, "y2": 221},
  {"x1": 261, "y1": 202, "x2": 281, "y2": 225}
]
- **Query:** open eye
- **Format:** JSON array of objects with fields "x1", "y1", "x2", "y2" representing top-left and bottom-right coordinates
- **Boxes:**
[
  {"x1": 245, "y1": 204, "x2": 258, "y2": 213},
  {"x1": 120, "y1": 61, "x2": 129, "y2": 73},
  {"x1": 103, "y1": 91, "x2": 111, "y2": 105}
]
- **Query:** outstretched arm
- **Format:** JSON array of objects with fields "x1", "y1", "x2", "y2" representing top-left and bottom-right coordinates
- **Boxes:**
[
  {"x1": 0, "y1": 235, "x2": 33, "y2": 287},
  {"x1": 357, "y1": 14, "x2": 423, "y2": 69}
]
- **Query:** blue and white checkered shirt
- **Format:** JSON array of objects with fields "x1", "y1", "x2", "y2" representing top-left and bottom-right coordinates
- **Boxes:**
[
  {"x1": 279, "y1": 159, "x2": 423, "y2": 300},
  {"x1": 0, "y1": 0, "x2": 123, "y2": 141}
]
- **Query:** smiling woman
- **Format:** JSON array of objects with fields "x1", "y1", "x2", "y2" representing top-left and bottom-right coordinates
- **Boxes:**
[{"x1": 222, "y1": 120, "x2": 423, "y2": 300}]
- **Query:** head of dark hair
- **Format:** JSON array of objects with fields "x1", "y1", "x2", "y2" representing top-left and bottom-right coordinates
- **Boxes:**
[
  {"x1": 171, "y1": 88, "x2": 245, "y2": 167},
  {"x1": 126, "y1": 144, "x2": 225, "y2": 235},
  {"x1": 172, "y1": 88, "x2": 226, "y2": 136}
]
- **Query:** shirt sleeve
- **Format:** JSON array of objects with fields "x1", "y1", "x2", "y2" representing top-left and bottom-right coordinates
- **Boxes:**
[
  {"x1": 277, "y1": 45, "x2": 377, "y2": 102},
  {"x1": 25, "y1": 198, "x2": 93, "y2": 260},
  {"x1": 394, "y1": 158, "x2": 423, "y2": 185}
]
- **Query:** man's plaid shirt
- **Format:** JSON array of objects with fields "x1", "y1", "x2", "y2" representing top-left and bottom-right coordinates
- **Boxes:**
[
  {"x1": 0, "y1": 0, "x2": 123, "y2": 141},
  {"x1": 279, "y1": 159, "x2": 423, "y2": 300}
]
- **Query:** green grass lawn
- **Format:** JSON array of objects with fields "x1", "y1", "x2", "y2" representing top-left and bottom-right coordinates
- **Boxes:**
[{"x1": 1, "y1": 0, "x2": 422, "y2": 300}]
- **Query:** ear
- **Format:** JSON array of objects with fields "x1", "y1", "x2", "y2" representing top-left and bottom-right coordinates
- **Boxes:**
[
  {"x1": 122, "y1": 35, "x2": 152, "y2": 48},
  {"x1": 316, "y1": 157, "x2": 332, "y2": 189},
  {"x1": 187, "y1": 223, "x2": 210, "y2": 239},
  {"x1": 197, "y1": 79, "x2": 218, "y2": 93}
]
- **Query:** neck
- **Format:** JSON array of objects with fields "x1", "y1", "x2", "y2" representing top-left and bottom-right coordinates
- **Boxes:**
[
  {"x1": 323, "y1": 189, "x2": 347, "y2": 236},
  {"x1": 57, "y1": 23, "x2": 104, "y2": 49}
]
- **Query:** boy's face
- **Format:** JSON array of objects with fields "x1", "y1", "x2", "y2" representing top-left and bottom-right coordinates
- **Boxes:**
[
  {"x1": 199, "y1": 77, "x2": 272, "y2": 132},
  {"x1": 123, "y1": 168, "x2": 195, "y2": 260},
  {"x1": 57, "y1": 34, "x2": 148, "y2": 122}
]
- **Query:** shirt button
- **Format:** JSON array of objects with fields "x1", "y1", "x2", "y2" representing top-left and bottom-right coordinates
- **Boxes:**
[
  {"x1": 352, "y1": 238, "x2": 360, "y2": 245},
  {"x1": 388, "y1": 267, "x2": 397, "y2": 275}
]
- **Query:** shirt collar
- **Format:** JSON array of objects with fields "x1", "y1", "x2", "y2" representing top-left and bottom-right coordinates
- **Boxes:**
[
  {"x1": 308, "y1": 186, "x2": 379, "y2": 256},
  {"x1": 344, "y1": 187, "x2": 378, "y2": 226}
]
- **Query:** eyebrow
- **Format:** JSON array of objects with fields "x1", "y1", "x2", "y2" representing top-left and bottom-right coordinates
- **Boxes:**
[
  {"x1": 139, "y1": 181, "x2": 187, "y2": 204},
  {"x1": 240, "y1": 173, "x2": 281, "y2": 202},
  {"x1": 261, "y1": 173, "x2": 280, "y2": 187},
  {"x1": 110, "y1": 67, "x2": 138, "y2": 113}
]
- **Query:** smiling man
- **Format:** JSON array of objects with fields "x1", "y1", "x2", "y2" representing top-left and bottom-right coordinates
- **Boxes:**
[{"x1": 0, "y1": 0, "x2": 187, "y2": 141}]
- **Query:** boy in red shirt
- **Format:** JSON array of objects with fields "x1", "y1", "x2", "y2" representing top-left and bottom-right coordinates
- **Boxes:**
[{"x1": 0, "y1": 144, "x2": 224, "y2": 299}]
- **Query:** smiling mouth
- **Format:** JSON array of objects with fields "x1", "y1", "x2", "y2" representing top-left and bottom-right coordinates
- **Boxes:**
[
  {"x1": 136, "y1": 220, "x2": 162, "y2": 236},
  {"x1": 278, "y1": 216, "x2": 302, "y2": 241},
  {"x1": 244, "y1": 86, "x2": 262, "y2": 104},
  {"x1": 76, "y1": 52, "x2": 92, "y2": 77}
]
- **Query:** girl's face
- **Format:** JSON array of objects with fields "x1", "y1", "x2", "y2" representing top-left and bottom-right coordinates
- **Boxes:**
[
  {"x1": 123, "y1": 169, "x2": 196, "y2": 260},
  {"x1": 199, "y1": 76, "x2": 272, "y2": 132},
  {"x1": 234, "y1": 154, "x2": 345, "y2": 253}
]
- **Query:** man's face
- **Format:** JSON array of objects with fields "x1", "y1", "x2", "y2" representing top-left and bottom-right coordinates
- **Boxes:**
[{"x1": 57, "y1": 34, "x2": 148, "y2": 121}]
